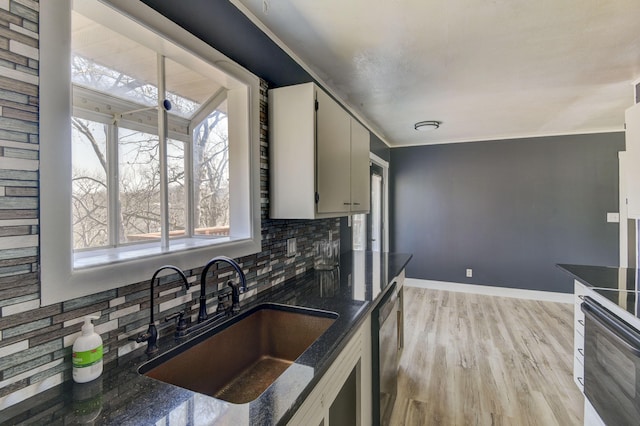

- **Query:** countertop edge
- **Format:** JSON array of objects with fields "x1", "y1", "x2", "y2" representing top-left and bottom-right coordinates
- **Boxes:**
[{"x1": 557, "y1": 263, "x2": 640, "y2": 331}]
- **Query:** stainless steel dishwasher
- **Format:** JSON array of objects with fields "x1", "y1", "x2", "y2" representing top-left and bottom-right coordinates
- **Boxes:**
[{"x1": 372, "y1": 280, "x2": 403, "y2": 426}]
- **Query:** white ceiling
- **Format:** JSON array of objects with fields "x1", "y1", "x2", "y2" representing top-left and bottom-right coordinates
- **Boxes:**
[{"x1": 234, "y1": 0, "x2": 640, "y2": 147}]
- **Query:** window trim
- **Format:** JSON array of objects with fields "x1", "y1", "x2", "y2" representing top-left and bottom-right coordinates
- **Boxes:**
[{"x1": 40, "y1": 0, "x2": 261, "y2": 305}]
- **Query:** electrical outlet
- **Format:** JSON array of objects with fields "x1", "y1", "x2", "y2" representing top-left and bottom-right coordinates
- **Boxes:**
[
  {"x1": 466, "y1": 268, "x2": 473, "y2": 278},
  {"x1": 286, "y1": 238, "x2": 296, "y2": 257}
]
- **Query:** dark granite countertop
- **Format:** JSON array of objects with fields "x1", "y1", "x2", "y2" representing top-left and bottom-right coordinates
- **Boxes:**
[
  {"x1": 557, "y1": 264, "x2": 639, "y2": 292},
  {"x1": 558, "y1": 264, "x2": 640, "y2": 327},
  {"x1": 1, "y1": 251, "x2": 412, "y2": 426}
]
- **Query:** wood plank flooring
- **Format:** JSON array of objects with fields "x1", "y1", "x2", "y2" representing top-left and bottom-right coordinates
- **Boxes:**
[{"x1": 389, "y1": 287, "x2": 583, "y2": 426}]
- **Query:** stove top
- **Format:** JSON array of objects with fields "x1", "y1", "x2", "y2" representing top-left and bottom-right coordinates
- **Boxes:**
[
  {"x1": 589, "y1": 288, "x2": 640, "y2": 319},
  {"x1": 558, "y1": 264, "x2": 639, "y2": 292},
  {"x1": 558, "y1": 263, "x2": 640, "y2": 322}
]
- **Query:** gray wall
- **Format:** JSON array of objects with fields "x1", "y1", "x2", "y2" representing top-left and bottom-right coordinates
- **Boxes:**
[{"x1": 390, "y1": 133, "x2": 624, "y2": 293}]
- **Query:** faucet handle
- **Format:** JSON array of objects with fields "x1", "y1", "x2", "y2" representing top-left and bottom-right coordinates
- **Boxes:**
[
  {"x1": 217, "y1": 291, "x2": 232, "y2": 314},
  {"x1": 128, "y1": 331, "x2": 150, "y2": 343},
  {"x1": 128, "y1": 324, "x2": 158, "y2": 355},
  {"x1": 227, "y1": 281, "x2": 241, "y2": 314},
  {"x1": 165, "y1": 311, "x2": 188, "y2": 337}
]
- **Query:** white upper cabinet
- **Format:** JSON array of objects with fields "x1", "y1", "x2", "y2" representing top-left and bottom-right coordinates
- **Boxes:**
[
  {"x1": 350, "y1": 118, "x2": 370, "y2": 213},
  {"x1": 625, "y1": 103, "x2": 640, "y2": 218},
  {"x1": 316, "y1": 87, "x2": 352, "y2": 214},
  {"x1": 269, "y1": 83, "x2": 370, "y2": 219}
]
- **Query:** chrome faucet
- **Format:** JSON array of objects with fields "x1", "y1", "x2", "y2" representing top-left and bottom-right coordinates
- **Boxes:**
[
  {"x1": 130, "y1": 265, "x2": 190, "y2": 355},
  {"x1": 198, "y1": 256, "x2": 247, "y2": 322}
]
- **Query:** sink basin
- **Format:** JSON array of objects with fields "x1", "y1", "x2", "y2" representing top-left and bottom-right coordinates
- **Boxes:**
[{"x1": 139, "y1": 303, "x2": 337, "y2": 403}]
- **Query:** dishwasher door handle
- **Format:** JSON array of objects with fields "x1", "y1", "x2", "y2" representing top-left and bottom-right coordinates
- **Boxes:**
[
  {"x1": 378, "y1": 284, "x2": 398, "y2": 327},
  {"x1": 397, "y1": 309, "x2": 402, "y2": 351}
]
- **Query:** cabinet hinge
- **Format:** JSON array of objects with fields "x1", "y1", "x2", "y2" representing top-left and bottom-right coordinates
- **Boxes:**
[
  {"x1": 315, "y1": 192, "x2": 320, "y2": 203},
  {"x1": 315, "y1": 100, "x2": 319, "y2": 111}
]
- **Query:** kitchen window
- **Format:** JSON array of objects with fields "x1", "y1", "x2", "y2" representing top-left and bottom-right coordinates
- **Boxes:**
[{"x1": 40, "y1": 0, "x2": 261, "y2": 304}]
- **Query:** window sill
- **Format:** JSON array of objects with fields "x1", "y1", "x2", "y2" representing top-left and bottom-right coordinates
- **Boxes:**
[
  {"x1": 41, "y1": 235, "x2": 260, "y2": 306},
  {"x1": 73, "y1": 236, "x2": 236, "y2": 269}
]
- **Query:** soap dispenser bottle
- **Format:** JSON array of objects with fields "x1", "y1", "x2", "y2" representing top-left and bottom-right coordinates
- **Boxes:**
[{"x1": 72, "y1": 315, "x2": 103, "y2": 383}]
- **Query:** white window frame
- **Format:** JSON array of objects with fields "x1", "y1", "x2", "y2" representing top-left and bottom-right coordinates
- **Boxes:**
[{"x1": 40, "y1": 0, "x2": 261, "y2": 305}]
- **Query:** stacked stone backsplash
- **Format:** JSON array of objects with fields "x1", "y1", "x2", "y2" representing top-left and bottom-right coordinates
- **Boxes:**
[{"x1": 0, "y1": 0, "x2": 339, "y2": 409}]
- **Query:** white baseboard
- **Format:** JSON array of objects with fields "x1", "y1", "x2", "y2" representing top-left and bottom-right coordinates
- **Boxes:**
[{"x1": 405, "y1": 278, "x2": 574, "y2": 304}]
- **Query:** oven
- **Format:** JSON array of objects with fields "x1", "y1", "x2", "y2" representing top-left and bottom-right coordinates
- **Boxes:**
[{"x1": 581, "y1": 296, "x2": 640, "y2": 425}]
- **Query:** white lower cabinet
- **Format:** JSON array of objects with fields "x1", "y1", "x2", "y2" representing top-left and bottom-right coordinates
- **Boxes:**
[
  {"x1": 288, "y1": 315, "x2": 372, "y2": 426},
  {"x1": 573, "y1": 280, "x2": 586, "y2": 393},
  {"x1": 584, "y1": 399, "x2": 606, "y2": 426}
]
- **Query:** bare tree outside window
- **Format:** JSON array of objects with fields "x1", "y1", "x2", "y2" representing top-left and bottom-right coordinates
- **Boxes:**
[
  {"x1": 118, "y1": 128, "x2": 161, "y2": 243},
  {"x1": 167, "y1": 139, "x2": 186, "y2": 236},
  {"x1": 193, "y1": 108, "x2": 230, "y2": 236},
  {"x1": 72, "y1": 118, "x2": 108, "y2": 249},
  {"x1": 72, "y1": 54, "x2": 157, "y2": 108},
  {"x1": 71, "y1": 52, "x2": 230, "y2": 249}
]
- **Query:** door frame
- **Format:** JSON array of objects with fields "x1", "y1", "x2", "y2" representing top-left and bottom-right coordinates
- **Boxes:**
[
  {"x1": 370, "y1": 152, "x2": 389, "y2": 252},
  {"x1": 620, "y1": 151, "x2": 628, "y2": 267}
]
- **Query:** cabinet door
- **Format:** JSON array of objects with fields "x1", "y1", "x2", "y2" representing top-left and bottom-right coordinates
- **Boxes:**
[
  {"x1": 316, "y1": 88, "x2": 351, "y2": 214},
  {"x1": 574, "y1": 281, "x2": 586, "y2": 393},
  {"x1": 626, "y1": 103, "x2": 640, "y2": 218},
  {"x1": 329, "y1": 365, "x2": 358, "y2": 425},
  {"x1": 269, "y1": 83, "x2": 317, "y2": 219},
  {"x1": 350, "y1": 118, "x2": 370, "y2": 213}
]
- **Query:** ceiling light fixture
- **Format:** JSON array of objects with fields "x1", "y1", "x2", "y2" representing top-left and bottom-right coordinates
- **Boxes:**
[{"x1": 414, "y1": 120, "x2": 441, "y2": 131}]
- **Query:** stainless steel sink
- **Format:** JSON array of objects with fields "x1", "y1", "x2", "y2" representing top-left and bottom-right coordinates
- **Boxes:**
[{"x1": 139, "y1": 303, "x2": 337, "y2": 404}]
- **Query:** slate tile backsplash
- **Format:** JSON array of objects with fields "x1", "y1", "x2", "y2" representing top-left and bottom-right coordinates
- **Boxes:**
[{"x1": 0, "y1": 1, "x2": 339, "y2": 408}]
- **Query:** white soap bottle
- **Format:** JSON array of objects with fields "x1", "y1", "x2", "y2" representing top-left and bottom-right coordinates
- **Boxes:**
[{"x1": 72, "y1": 315, "x2": 103, "y2": 383}]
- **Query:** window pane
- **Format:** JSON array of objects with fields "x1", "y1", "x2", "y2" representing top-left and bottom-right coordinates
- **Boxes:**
[
  {"x1": 119, "y1": 128, "x2": 161, "y2": 243},
  {"x1": 72, "y1": 118, "x2": 108, "y2": 249},
  {"x1": 193, "y1": 106, "x2": 229, "y2": 236},
  {"x1": 72, "y1": 11, "x2": 158, "y2": 109},
  {"x1": 168, "y1": 139, "x2": 186, "y2": 237},
  {"x1": 165, "y1": 58, "x2": 223, "y2": 118}
]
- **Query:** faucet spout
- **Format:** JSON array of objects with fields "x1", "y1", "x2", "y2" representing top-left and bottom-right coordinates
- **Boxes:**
[
  {"x1": 132, "y1": 265, "x2": 190, "y2": 355},
  {"x1": 198, "y1": 256, "x2": 246, "y2": 322}
]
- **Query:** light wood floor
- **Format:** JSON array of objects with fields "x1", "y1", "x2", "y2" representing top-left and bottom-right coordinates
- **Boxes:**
[{"x1": 389, "y1": 287, "x2": 584, "y2": 426}]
